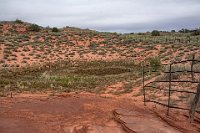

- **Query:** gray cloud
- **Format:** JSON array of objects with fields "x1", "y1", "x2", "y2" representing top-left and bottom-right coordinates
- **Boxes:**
[{"x1": 0, "y1": 0, "x2": 200, "y2": 33}]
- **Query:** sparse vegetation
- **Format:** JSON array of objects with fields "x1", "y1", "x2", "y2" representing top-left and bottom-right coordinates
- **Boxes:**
[
  {"x1": 0, "y1": 60, "x2": 141, "y2": 93},
  {"x1": 0, "y1": 20, "x2": 200, "y2": 100}
]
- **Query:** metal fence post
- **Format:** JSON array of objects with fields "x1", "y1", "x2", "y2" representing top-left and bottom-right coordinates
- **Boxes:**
[
  {"x1": 191, "y1": 54, "x2": 195, "y2": 81},
  {"x1": 167, "y1": 63, "x2": 172, "y2": 115},
  {"x1": 142, "y1": 61, "x2": 146, "y2": 106}
]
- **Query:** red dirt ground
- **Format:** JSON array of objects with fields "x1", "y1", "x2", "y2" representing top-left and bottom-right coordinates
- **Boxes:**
[{"x1": 0, "y1": 92, "x2": 199, "y2": 133}]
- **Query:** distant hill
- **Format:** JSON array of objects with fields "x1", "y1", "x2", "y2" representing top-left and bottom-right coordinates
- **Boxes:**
[{"x1": 0, "y1": 20, "x2": 200, "y2": 68}]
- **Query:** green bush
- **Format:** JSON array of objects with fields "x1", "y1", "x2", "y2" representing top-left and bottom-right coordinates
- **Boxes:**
[
  {"x1": 15, "y1": 19, "x2": 23, "y2": 24},
  {"x1": 149, "y1": 57, "x2": 161, "y2": 71},
  {"x1": 89, "y1": 42, "x2": 98, "y2": 49},
  {"x1": 151, "y1": 30, "x2": 160, "y2": 36},
  {"x1": 52, "y1": 27, "x2": 59, "y2": 32},
  {"x1": 29, "y1": 24, "x2": 40, "y2": 32}
]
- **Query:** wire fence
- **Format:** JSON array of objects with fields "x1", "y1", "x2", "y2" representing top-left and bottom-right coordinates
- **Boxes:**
[{"x1": 143, "y1": 54, "x2": 200, "y2": 116}]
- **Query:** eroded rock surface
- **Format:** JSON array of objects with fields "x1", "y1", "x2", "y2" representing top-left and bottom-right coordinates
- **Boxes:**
[{"x1": 113, "y1": 109, "x2": 181, "y2": 133}]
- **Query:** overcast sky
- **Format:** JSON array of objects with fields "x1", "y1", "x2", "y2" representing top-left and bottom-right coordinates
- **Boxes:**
[{"x1": 0, "y1": 0, "x2": 200, "y2": 33}]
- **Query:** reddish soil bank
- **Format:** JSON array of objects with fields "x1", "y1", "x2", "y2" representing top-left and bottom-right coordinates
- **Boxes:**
[{"x1": 0, "y1": 92, "x2": 199, "y2": 133}]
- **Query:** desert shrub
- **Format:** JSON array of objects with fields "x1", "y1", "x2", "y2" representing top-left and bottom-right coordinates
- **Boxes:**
[
  {"x1": 179, "y1": 28, "x2": 190, "y2": 33},
  {"x1": 137, "y1": 33, "x2": 145, "y2": 35},
  {"x1": 29, "y1": 52, "x2": 34, "y2": 56},
  {"x1": 175, "y1": 57, "x2": 181, "y2": 62},
  {"x1": 52, "y1": 27, "x2": 59, "y2": 32},
  {"x1": 15, "y1": 19, "x2": 23, "y2": 24},
  {"x1": 151, "y1": 30, "x2": 160, "y2": 36},
  {"x1": 0, "y1": 60, "x2": 5, "y2": 64},
  {"x1": 22, "y1": 60, "x2": 27, "y2": 63},
  {"x1": 191, "y1": 29, "x2": 200, "y2": 36},
  {"x1": 89, "y1": 42, "x2": 98, "y2": 49},
  {"x1": 2, "y1": 64, "x2": 9, "y2": 67},
  {"x1": 0, "y1": 92, "x2": 6, "y2": 97},
  {"x1": 160, "y1": 73, "x2": 180, "y2": 81},
  {"x1": 28, "y1": 24, "x2": 40, "y2": 32},
  {"x1": 149, "y1": 57, "x2": 161, "y2": 71}
]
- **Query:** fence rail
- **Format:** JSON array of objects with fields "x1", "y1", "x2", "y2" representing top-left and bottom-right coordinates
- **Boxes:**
[
  {"x1": 145, "y1": 85, "x2": 197, "y2": 94},
  {"x1": 145, "y1": 100, "x2": 200, "y2": 114},
  {"x1": 143, "y1": 54, "x2": 200, "y2": 118}
]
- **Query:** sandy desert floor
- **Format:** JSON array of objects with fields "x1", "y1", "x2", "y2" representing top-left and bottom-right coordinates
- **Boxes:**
[{"x1": 0, "y1": 91, "x2": 199, "y2": 133}]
